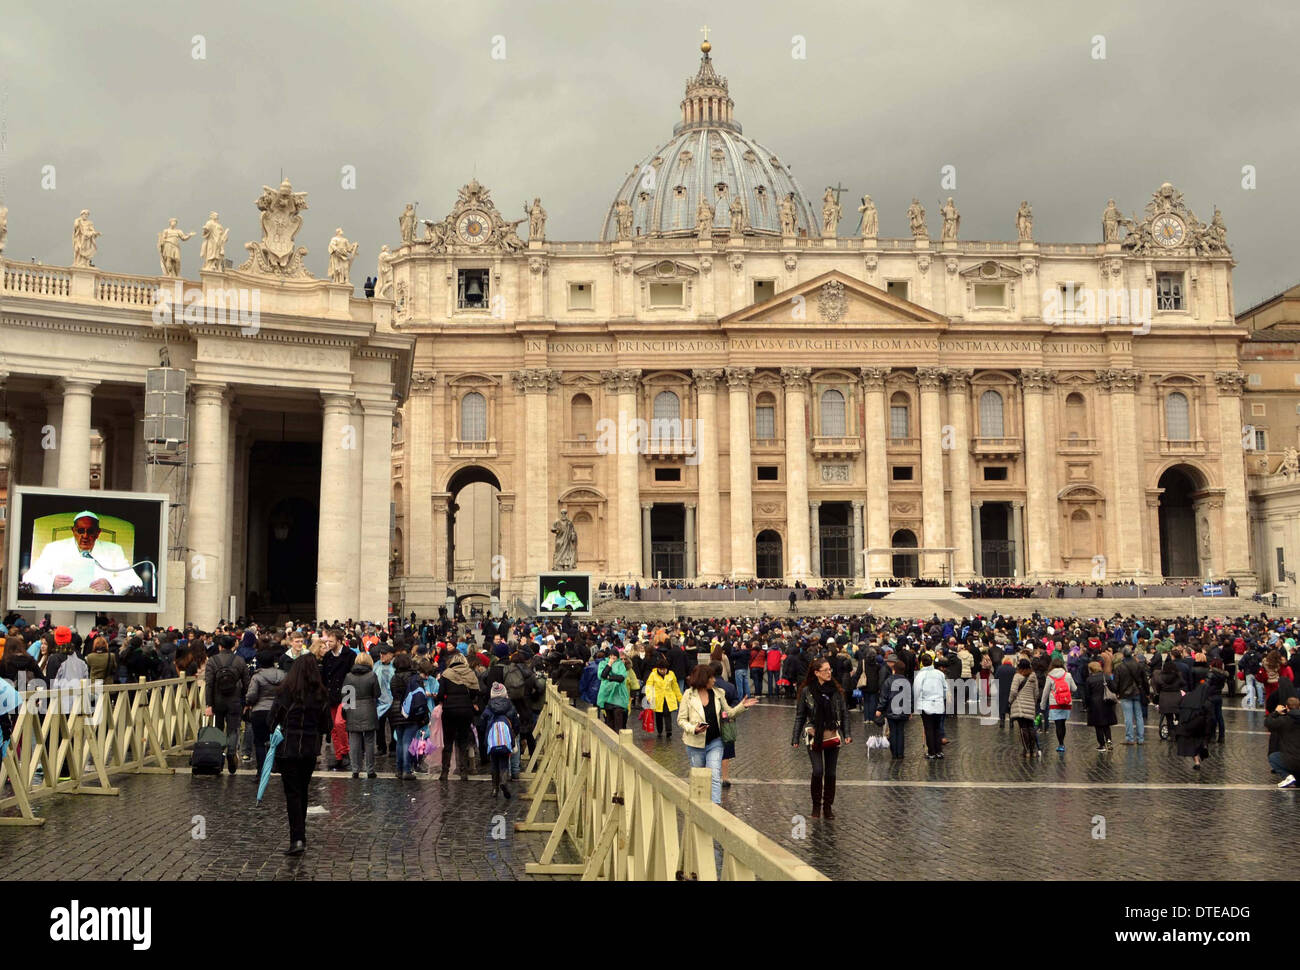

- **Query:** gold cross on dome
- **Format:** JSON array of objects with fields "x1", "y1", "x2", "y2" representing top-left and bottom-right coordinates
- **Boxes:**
[{"x1": 700, "y1": 25, "x2": 711, "y2": 42}]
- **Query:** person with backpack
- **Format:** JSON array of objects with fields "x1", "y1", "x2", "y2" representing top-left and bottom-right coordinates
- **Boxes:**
[
  {"x1": 502, "y1": 651, "x2": 541, "y2": 780},
  {"x1": 204, "y1": 635, "x2": 250, "y2": 774},
  {"x1": 373, "y1": 643, "x2": 396, "y2": 757},
  {"x1": 343, "y1": 651, "x2": 381, "y2": 779},
  {"x1": 435, "y1": 651, "x2": 480, "y2": 781},
  {"x1": 269, "y1": 654, "x2": 332, "y2": 857},
  {"x1": 387, "y1": 654, "x2": 421, "y2": 779},
  {"x1": 478, "y1": 682, "x2": 521, "y2": 799},
  {"x1": 1039, "y1": 657, "x2": 1077, "y2": 753},
  {"x1": 244, "y1": 646, "x2": 286, "y2": 776}
]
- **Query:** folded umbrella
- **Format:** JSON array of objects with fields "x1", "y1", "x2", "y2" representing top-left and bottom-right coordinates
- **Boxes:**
[{"x1": 256, "y1": 726, "x2": 284, "y2": 803}]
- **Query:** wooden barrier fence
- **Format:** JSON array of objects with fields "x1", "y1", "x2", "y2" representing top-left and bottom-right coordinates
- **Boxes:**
[
  {"x1": 0, "y1": 675, "x2": 205, "y2": 827},
  {"x1": 517, "y1": 681, "x2": 827, "y2": 881}
]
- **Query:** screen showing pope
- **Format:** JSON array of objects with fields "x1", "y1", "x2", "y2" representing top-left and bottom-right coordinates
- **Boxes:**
[{"x1": 20, "y1": 510, "x2": 145, "y2": 595}]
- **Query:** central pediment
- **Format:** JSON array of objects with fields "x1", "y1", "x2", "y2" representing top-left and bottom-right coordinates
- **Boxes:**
[{"x1": 721, "y1": 270, "x2": 948, "y2": 328}]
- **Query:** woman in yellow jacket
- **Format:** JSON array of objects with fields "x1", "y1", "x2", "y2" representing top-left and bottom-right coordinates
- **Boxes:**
[
  {"x1": 677, "y1": 666, "x2": 758, "y2": 803},
  {"x1": 644, "y1": 658, "x2": 683, "y2": 739}
]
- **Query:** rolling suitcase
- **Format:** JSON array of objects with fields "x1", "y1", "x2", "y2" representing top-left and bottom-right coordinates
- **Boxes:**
[{"x1": 191, "y1": 722, "x2": 227, "y2": 775}]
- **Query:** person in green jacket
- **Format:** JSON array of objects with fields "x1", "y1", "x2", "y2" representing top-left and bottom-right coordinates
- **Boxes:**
[{"x1": 596, "y1": 648, "x2": 631, "y2": 732}]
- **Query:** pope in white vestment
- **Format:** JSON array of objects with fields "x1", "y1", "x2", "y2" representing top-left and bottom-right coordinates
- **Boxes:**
[{"x1": 20, "y1": 511, "x2": 145, "y2": 595}]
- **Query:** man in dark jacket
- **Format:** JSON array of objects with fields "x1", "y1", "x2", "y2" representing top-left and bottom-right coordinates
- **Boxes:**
[
  {"x1": 204, "y1": 635, "x2": 250, "y2": 774},
  {"x1": 318, "y1": 628, "x2": 355, "y2": 770},
  {"x1": 667, "y1": 638, "x2": 688, "y2": 694},
  {"x1": 1266, "y1": 697, "x2": 1300, "y2": 787},
  {"x1": 994, "y1": 657, "x2": 1017, "y2": 726},
  {"x1": 1112, "y1": 646, "x2": 1151, "y2": 744}
]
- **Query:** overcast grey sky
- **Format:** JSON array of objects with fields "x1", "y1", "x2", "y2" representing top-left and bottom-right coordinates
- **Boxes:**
[{"x1": 1, "y1": 0, "x2": 1297, "y2": 309}]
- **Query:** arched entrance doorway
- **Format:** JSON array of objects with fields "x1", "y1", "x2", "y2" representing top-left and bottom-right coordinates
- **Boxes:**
[
  {"x1": 445, "y1": 465, "x2": 502, "y2": 611},
  {"x1": 892, "y1": 529, "x2": 918, "y2": 579},
  {"x1": 1157, "y1": 466, "x2": 1201, "y2": 577},
  {"x1": 756, "y1": 529, "x2": 783, "y2": 579}
]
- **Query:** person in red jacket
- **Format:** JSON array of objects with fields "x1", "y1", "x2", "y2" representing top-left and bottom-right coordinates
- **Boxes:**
[
  {"x1": 749, "y1": 641, "x2": 767, "y2": 698},
  {"x1": 765, "y1": 641, "x2": 783, "y2": 698}
]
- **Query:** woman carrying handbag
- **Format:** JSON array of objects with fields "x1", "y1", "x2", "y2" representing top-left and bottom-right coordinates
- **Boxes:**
[{"x1": 792, "y1": 658, "x2": 852, "y2": 819}]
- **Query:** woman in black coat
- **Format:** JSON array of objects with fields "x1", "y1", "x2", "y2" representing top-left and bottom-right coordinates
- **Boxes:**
[
  {"x1": 1153, "y1": 659, "x2": 1184, "y2": 740},
  {"x1": 791, "y1": 657, "x2": 851, "y2": 820},
  {"x1": 269, "y1": 654, "x2": 332, "y2": 857},
  {"x1": 555, "y1": 651, "x2": 585, "y2": 703},
  {"x1": 1175, "y1": 675, "x2": 1215, "y2": 769},
  {"x1": 1080, "y1": 661, "x2": 1118, "y2": 750}
]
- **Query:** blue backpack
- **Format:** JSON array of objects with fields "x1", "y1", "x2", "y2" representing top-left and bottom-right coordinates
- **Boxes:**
[
  {"x1": 579, "y1": 663, "x2": 600, "y2": 705},
  {"x1": 402, "y1": 682, "x2": 430, "y2": 725},
  {"x1": 486, "y1": 714, "x2": 513, "y2": 754}
]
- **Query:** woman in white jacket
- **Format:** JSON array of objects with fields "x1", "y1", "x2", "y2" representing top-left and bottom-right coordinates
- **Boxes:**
[
  {"x1": 913, "y1": 654, "x2": 949, "y2": 759},
  {"x1": 677, "y1": 665, "x2": 757, "y2": 803}
]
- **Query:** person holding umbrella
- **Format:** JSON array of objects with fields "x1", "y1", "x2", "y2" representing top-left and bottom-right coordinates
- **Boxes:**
[{"x1": 269, "y1": 654, "x2": 332, "y2": 857}]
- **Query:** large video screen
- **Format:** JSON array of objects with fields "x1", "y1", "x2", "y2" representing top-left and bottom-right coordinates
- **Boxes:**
[
  {"x1": 537, "y1": 572, "x2": 591, "y2": 616},
  {"x1": 6, "y1": 486, "x2": 168, "y2": 612}
]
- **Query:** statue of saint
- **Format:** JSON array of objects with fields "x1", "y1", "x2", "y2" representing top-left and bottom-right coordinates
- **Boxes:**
[
  {"x1": 1278, "y1": 447, "x2": 1300, "y2": 480},
  {"x1": 551, "y1": 509, "x2": 578, "y2": 570},
  {"x1": 821, "y1": 187, "x2": 841, "y2": 237},
  {"x1": 696, "y1": 197, "x2": 715, "y2": 239},
  {"x1": 778, "y1": 193, "x2": 798, "y2": 236},
  {"x1": 327, "y1": 227, "x2": 359, "y2": 284},
  {"x1": 907, "y1": 198, "x2": 927, "y2": 238},
  {"x1": 200, "y1": 212, "x2": 228, "y2": 271},
  {"x1": 940, "y1": 197, "x2": 960, "y2": 241},
  {"x1": 614, "y1": 199, "x2": 634, "y2": 241},
  {"x1": 501, "y1": 217, "x2": 527, "y2": 252},
  {"x1": 1102, "y1": 199, "x2": 1121, "y2": 243},
  {"x1": 422, "y1": 218, "x2": 447, "y2": 249},
  {"x1": 729, "y1": 196, "x2": 745, "y2": 236},
  {"x1": 157, "y1": 218, "x2": 194, "y2": 277},
  {"x1": 856, "y1": 195, "x2": 877, "y2": 237},
  {"x1": 375, "y1": 244, "x2": 394, "y2": 299},
  {"x1": 72, "y1": 209, "x2": 100, "y2": 267},
  {"x1": 399, "y1": 203, "x2": 416, "y2": 245},
  {"x1": 1016, "y1": 201, "x2": 1033, "y2": 242},
  {"x1": 525, "y1": 197, "x2": 547, "y2": 242}
]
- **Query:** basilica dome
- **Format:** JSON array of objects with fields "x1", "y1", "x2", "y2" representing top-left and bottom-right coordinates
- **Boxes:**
[{"x1": 601, "y1": 42, "x2": 821, "y2": 241}]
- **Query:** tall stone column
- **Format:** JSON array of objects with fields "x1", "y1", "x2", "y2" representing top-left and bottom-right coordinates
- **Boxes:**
[
  {"x1": 1011, "y1": 501, "x2": 1025, "y2": 576},
  {"x1": 130, "y1": 400, "x2": 147, "y2": 492},
  {"x1": 1101, "y1": 369, "x2": 1144, "y2": 577},
  {"x1": 42, "y1": 391, "x2": 62, "y2": 487},
  {"x1": 851, "y1": 501, "x2": 864, "y2": 584},
  {"x1": 602, "y1": 369, "x2": 642, "y2": 578},
  {"x1": 223, "y1": 408, "x2": 239, "y2": 617},
  {"x1": 692, "y1": 369, "x2": 723, "y2": 581},
  {"x1": 684, "y1": 503, "x2": 696, "y2": 579},
  {"x1": 726, "y1": 367, "x2": 755, "y2": 579},
  {"x1": 642, "y1": 504, "x2": 653, "y2": 578},
  {"x1": 917, "y1": 367, "x2": 946, "y2": 578},
  {"x1": 782, "y1": 367, "x2": 811, "y2": 580},
  {"x1": 57, "y1": 378, "x2": 97, "y2": 489},
  {"x1": 809, "y1": 501, "x2": 821, "y2": 579},
  {"x1": 432, "y1": 492, "x2": 451, "y2": 606},
  {"x1": 341, "y1": 402, "x2": 364, "y2": 618},
  {"x1": 360, "y1": 401, "x2": 395, "y2": 622},
  {"x1": 945, "y1": 369, "x2": 974, "y2": 578},
  {"x1": 406, "y1": 372, "x2": 437, "y2": 581},
  {"x1": 971, "y1": 502, "x2": 984, "y2": 576},
  {"x1": 317, "y1": 392, "x2": 358, "y2": 622},
  {"x1": 1020, "y1": 368, "x2": 1053, "y2": 577},
  {"x1": 514, "y1": 368, "x2": 558, "y2": 576},
  {"x1": 1215, "y1": 371, "x2": 1253, "y2": 582},
  {"x1": 186, "y1": 383, "x2": 229, "y2": 630},
  {"x1": 861, "y1": 367, "x2": 890, "y2": 577}
]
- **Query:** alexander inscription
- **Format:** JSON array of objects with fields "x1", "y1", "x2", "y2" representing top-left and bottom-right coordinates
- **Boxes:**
[{"x1": 202, "y1": 341, "x2": 339, "y2": 369}]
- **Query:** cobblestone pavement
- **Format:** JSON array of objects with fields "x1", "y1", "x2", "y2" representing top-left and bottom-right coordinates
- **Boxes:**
[{"x1": 0, "y1": 761, "x2": 576, "y2": 881}]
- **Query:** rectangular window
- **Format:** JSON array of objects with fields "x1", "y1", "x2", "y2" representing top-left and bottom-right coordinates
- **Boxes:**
[
  {"x1": 886, "y1": 280, "x2": 909, "y2": 301},
  {"x1": 457, "y1": 268, "x2": 489, "y2": 309},
  {"x1": 1247, "y1": 374, "x2": 1262, "y2": 386},
  {"x1": 649, "y1": 282, "x2": 684, "y2": 307},
  {"x1": 1156, "y1": 272, "x2": 1184, "y2": 311},
  {"x1": 755, "y1": 405, "x2": 776, "y2": 440},
  {"x1": 653, "y1": 467, "x2": 681, "y2": 482},
  {"x1": 756, "y1": 465, "x2": 779, "y2": 481},
  {"x1": 889, "y1": 406, "x2": 909, "y2": 439},
  {"x1": 891, "y1": 465, "x2": 913, "y2": 482},
  {"x1": 567, "y1": 281, "x2": 594, "y2": 310},
  {"x1": 1278, "y1": 547, "x2": 1286, "y2": 583},
  {"x1": 1251, "y1": 403, "x2": 1266, "y2": 416},
  {"x1": 973, "y1": 283, "x2": 1006, "y2": 308},
  {"x1": 752, "y1": 279, "x2": 775, "y2": 303},
  {"x1": 983, "y1": 466, "x2": 1009, "y2": 481},
  {"x1": 1254, "y1": 428, "x2": 1267, "y2": 451}
]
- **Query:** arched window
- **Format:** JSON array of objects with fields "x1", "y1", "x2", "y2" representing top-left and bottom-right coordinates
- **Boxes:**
[
  {"x1": 889, "y1": 392, "x2": 910, "y2": 439},
  {"x1": 754, "y1": 391, "x2": 776, "y2": 440},
  {"x1": 978, "y1": 390, "x2": 1005, "y2": 438},
  {"x1": 651, "y1": 390, "x2": 681, "y2": 441},
  {"x1": 1165, "y1": 391, "x2": 1190, "y2": 441},
  {"x1": 570, "y1": 392, "x2": 593, "y2": 440},
  {"x1": 820, "y1": 389, "x2": 846, "y2": 437},
  {"x1": 1065, "y1": 392, "x2": 1087, "y2": 439},
  {"x1": 460, "y1": 391, "x2": 487, "y2": 442}
]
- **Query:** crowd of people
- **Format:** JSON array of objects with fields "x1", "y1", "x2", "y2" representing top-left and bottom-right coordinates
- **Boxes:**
[{"x1": 4, "y1": 605, "x2": 1298, "y2": 849}]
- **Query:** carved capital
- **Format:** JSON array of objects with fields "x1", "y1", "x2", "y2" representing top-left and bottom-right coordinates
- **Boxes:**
[
  {"x1": 511, "y1": 368, "x2": 559, "y2": 393},
  {"x1": 1020, "y1": 257, "x2": 1037, "y2": 277},
  {"x1": 945, "y1": 256, "x2": 960, "y2": 275},
  {"x1": 917, "y1": 253, "x2": 931, "y2": 273},
  {"x1": 945, "y1": 367, "x2": 974, "y2": 390},
  {"x1": 600, "y1": 368, "x2": 641, "y2": 394},
  {"x1": 783, "y1": 254, "x2": 798, "y2": 272},
  {"x1": 1214, "y1": 370, "x2": 1247, "y2": 397},
  {"x1": 616, "y1": 255, "x2": 634, "y2": 275},
  {"x1": 528, "y1": 255, "x2": 547, "y2": 275},
  {"x1": 1019, "y1": 368, "x2": 1055, "y2": 391},
  {"x1": 728, "y1": 253, "x2": 745, "y2": 274},
  {"x1": 864, "y1": 253, "x2": 878, "y2": 272},
  {"x1": 725, "y1": 366, "x2": 755, "y2": 390},
  {"x1": 692, "y1": 367, "x2": 724, "y2": 392},
  {"x1": 1096, "y1": 368, "x2": 1142, "y2": 392},
  {"x1": 410, "y1": 370, "x2": 437, "y2": 394},
  {"x1": 699, "y1": 255, "x2": 713, "y2": 273},
  {"x1": 916, "y1": 366, "x2": 946, "y2": 389},
  {"x1": 781, "y1": 366, "x2": 811, "y2": 390},
  {"x1": 859, "y1": 366, "x2": 890, "y2": 390}
]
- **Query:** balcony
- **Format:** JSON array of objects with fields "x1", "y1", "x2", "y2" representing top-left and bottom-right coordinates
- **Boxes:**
[
  {"x1": 450, "y1": 438, "x2": 498, "y2": 459},
  {"x1": 885, "y1": 436, "x2": 921, "y2": 452},
  {"x1": 970, "y1": 437, "x2": 1023, "y2": 458},
  {"x1": 644, "y1": 436, "x2": 698, "y2": 461},
  {"x1": 751, "y1": 436, "x2": 786, "y2": 454},
  {"x1": 1159, "y1": 438, "x2": 1207, "y2": 456},
  {"x1": 812, "y1": 435, "x2": 861, "y2": 458},
  {"x1": 561, "y1": 437, "x2": 601, "y2": 457},
  {"x1": 1058, "y1": 436, "x2": 1098, "y2": 452}
]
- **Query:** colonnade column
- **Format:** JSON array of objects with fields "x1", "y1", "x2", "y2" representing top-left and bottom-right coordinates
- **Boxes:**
[
  {"x1": 1020, "y1": 368, "x2": 1053, "y2": 577},
  {"x1": 515, "y1": 368, "x2": 558, "y2": 577},
  {"x1": 41, "y1": 391, "x2": 62, "y2": 486},
  {"x1": 1214, "y1": 371, "x2": 1253, "y2": 582},
  {"x1": 317, "y1": 391, "x2": 357, "y2": 623},
  {"x1": 1011, "y1": 501, "x2": 1025, "y2": 577},
  {"x1": 692, "y1": 369, "x2": 723, "y2": 581},
  {"x1": 726, "y1": 367, "x2": 755, "y2": 579},
  {"x1": 57, "y1": 378, "x2": 97, "y2": 489},
  {"x1": 130, "y1": 401, "x2": 147, "y2": 492},
  {"x1": 603, "y1": 369, "x2": 642, "y2": 579},
  {"x1": 684, "y1": 503, "x2": 696, "y2": 579},
  {"x1": 851, "y1": 501, "x2": 864, "y2": 585},
  {"x1": 860, "y1": 368, "x2": 891, "y2": 578},
  {"x1": 344, "y1": 402, "x2": 364, "y2": 618},
  {"x1": 641, "y1": 504, "x2": 653, "y2": 578},
  {"x1": 809, "y1": 501, "x2": 821, "y2": 579},
  {"x1": 359, "y1": 400, "x2": 395, "y2": 622},
  {"x1": 406, "y1": 372, "x2": 436, "y2": 582},
  {"x1": 946, "y1": 369, "x2": 974, "y2": 578},
  {"x1": 917, "y1": 367, "x2": 947, "y2": 578},
  {"x1": 186, "y1": 383, "x2": 229, "y2": 630},
  {"x1": 1101, "y1": 369, "x2": 1145, "y2": 577},
  {"x1": 782, "y1": 367, "x2": 811, "y2": 580},
  {"x1": 971, "y1": 502, "x2": 984, "y2": 576}
]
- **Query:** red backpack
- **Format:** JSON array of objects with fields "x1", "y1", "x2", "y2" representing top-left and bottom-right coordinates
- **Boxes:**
[{"x1": 1052, "y1": 674, "x2": 1072, "y2": 707}]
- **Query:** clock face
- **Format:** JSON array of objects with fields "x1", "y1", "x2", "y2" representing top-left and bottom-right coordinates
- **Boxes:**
[
  {"x1": 457, "y1": 210, "x2": 492, "y2": 245},
  {"x1": 1152, "y1": 214, "x2": 1186, "y2": 248}
]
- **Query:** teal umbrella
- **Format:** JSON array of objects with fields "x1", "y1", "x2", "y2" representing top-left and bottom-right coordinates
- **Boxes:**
[{"x1": 257, "y1": 726, "x2": 284, "y2": 803}]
